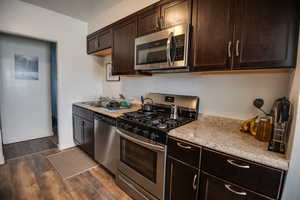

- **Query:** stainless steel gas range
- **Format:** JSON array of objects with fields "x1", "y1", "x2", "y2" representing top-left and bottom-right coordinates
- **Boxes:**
[{"x1": 116, "y1": 93, "x2": 199, "y2": 200}]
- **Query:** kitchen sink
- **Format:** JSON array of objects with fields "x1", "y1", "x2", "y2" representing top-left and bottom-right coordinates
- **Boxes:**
[{"x1": 81, "y1": 101, "x2": 103, "y2": 107}]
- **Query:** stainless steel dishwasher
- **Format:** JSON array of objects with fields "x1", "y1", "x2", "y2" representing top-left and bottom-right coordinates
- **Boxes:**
[{"x1": 94, "y1": 114, "x2": 119, "y2": 175}]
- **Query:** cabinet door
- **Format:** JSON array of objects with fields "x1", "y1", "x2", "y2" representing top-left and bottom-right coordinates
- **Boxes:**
[
  {"x1": 199, "y1": 172, "x2": 269, "y2": 200},
  {"x1": 87, "y1": 35, "x2": 99, "y2": 54},
  {"x1": 191, "y1": 0, "x2": 234, "y2": 71},
  {"x1": 98, "y1": 28, "x2": 112, "y2": 50},
  {"x1": 161, "y1": 0, "x2": 191, "y2": 29},
  {"x1": 233, "y1": 0, "x2": 299, "y2": 69},
  {"x1": 165, "y1": 157, "x2": 199, "y2": 200},
  {"x1": 112, "y1": 17, "x2": 138, "y2": 75},
  {"x1": 138, "y1": 6, "x2": 160, "y2": 36},
  {"x1": 73, "y1": 115, "x2": 83, "y2": 145},
  {"x1": 82, "y1": 120, "x2": 94, "y2": 157}
]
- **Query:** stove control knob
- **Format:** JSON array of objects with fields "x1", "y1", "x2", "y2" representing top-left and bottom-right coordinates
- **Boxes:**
[
  {"x1": 142, "y1": 130, "x2": 150, "y2": 137},
  {"x1": 150, "y1": 133, "x2": 159, "y2": 141},
  {"x1": 118, "y1": 123, "x2": 124, "y2": 128},
  {"x1": 133, "y1": 127, "x2": 141, "y2": 133},
  {"x1": 124, "y1": 124, "x2": 132, "y2": 129}
]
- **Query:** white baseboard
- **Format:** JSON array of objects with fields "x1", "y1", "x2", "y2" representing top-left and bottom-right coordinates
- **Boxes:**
[{"x1": 58, "y1": 142, "x2": 75, "y2": 151}]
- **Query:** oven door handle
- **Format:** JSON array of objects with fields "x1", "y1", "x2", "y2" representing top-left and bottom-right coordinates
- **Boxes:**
[
  {"x1": 116, "y1": 129, "x2": 165, "y2": 152},
  {"x1": 166, "y1": 32, "x2": 173, "y2": 66}
]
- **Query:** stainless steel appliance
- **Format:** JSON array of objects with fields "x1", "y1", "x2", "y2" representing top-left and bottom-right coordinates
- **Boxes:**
[
  {"x1": 94, "y1": 114, "x2": 119, "y2": 175},
  {"x1": 134, "y1": 24, "x2": 190, "y2": 73},
  {"x1": 116, "y1": 93, "x2": 199, "y2": 200}
]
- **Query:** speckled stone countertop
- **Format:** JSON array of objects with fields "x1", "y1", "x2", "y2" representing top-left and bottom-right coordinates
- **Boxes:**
[
  {"x1": 169, "y1": 115, "x2": 289, "y2": 170},
  {"x1": 74, "y1": 103, "x2": 141, "y2": 118}
]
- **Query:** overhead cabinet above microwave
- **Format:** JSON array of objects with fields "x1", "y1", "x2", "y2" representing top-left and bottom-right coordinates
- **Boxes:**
[
  {"x1": 87, "y1": 0, "x2": 299, "y2": 75},
  {"x1": 137, "y1": 0, "x2": 191, "y2": 37}
]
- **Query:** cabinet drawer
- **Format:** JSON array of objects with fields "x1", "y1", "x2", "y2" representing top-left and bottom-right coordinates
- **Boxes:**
[
  {"x1": 200, "y1": 172, "x2": 270, "y2": 200},
  {"x1": 167, "y1": 137, "x2": 200, "y2": 168},
  {"x1": 72, "y1": 105, "x2": 94, "y2": 121},
  {"x1": 202, "y1": 149, "x2": 284, "y2": 199}
]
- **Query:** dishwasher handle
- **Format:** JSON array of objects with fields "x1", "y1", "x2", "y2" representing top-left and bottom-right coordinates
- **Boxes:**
[{"x1": 94, "y1": 114, "x2": 116, "y2": 126}]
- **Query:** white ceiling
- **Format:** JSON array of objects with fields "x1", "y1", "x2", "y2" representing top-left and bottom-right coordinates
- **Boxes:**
[{"x1": 20, "y1": 0, "x2": 101, "y2": 22}]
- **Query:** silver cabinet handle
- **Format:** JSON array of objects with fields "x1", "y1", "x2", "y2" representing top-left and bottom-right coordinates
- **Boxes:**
[
  {"x1": 225, "y1": 184, "x2": 247, "y2": 196},
  {"x1": 193, "y1": 174, "x2": 197, "y2": 190},
  {"x1": 228, "y1": 41, "x2": 232, "y2": 58},
  {"x1": 177, "y1": 142, "x2": 192, "y2": 149},
  {"x1": 227, "y1": 159, "x2": 250, "y2": 169},
  {"x1": 235, "y1": 40, "x2": 240, "y2": 57},
  {"x1": 155, "y1": 16, "x2": 160, "y2": 30}
]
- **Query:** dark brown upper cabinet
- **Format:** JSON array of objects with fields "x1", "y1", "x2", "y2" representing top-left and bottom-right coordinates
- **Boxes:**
[
  {"x1": 138, "y1": 6, "x2": 161, "y2": 37},
  {"x1": 191, "y1": 0, "x2": 299, "y2": 71},
  {"x1": 192, "y1": 0, "x2": 233, "y2": 71},
  {"x1": 160, "y1": 0, "x2": 191, "y2": 29},
  {"x1": 112, "y1": 16, "x2": 138, "y2": 75},
  {"x1": 87, "y1": 35, "x2": 99, "y2": 54},
  {"x1": 233, "y1": 0, "x2": 299, "y2": 69},
  {"x1": 137, "y1": 0, "x2": 191, "y2": 37},
  {"x1": 87, "y1": 27, "x2": 112, "y2": 56}
]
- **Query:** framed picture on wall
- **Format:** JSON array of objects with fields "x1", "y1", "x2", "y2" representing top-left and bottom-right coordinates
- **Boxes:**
[
  {"x1": 106, "y1": 63, "x2": 120, "y2": 81},
  {"x1": 15, "y1": 54, "x2": 39, "y2": 80}
]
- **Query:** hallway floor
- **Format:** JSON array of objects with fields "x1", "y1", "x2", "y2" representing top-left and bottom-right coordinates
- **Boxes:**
[
  {"x1": 0, "y1": 148, "x2": 132, "y2": 200},
  {"x1": 3, "y1": 137, "x2": 57, "y2": 160}
]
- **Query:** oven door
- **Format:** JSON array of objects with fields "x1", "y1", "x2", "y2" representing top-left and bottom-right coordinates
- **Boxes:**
[
  {"x1": 135, "y1": 24, "x2": 190, "y2": 71},
  {"x1": 116, "y1": 128, "x2": 166, "y2": 200}
]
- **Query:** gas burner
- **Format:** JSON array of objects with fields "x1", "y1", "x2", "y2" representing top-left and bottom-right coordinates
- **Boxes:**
[{"x1": 121, "y1": 108, "x2": 193, "y2": 132}]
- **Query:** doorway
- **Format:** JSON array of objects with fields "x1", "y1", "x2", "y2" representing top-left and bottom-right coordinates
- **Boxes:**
[{"x1": 0, "y1": 33, "x2": 58, "y2": 160}]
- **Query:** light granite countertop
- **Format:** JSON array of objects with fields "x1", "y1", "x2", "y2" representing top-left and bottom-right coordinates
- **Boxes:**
[
  {"x1": 169, "y1": 115, "x2": 289, "y2": 170},
  {"x1": 74, "y1": 103, "x2": 141, "y2": 118}
]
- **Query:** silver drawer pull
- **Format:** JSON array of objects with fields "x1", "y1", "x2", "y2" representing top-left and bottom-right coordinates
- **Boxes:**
[
  {"x1": 225, "y1": 184, "x2": 247, "y2": 196},
  {"x1": 227, "y1": 159, "x2": 250, "y2": 169},
  {"x1": 192, "y1": 174, "x2": 197, "y2": 190},
  {"x1": 177, "y1": 142, "x2": 192, "y2": 149}
]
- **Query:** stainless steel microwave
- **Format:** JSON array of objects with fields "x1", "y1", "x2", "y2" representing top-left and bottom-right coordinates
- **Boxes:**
[{"x1": 134, "y1": 24, "x2": 190, "y2": 72}]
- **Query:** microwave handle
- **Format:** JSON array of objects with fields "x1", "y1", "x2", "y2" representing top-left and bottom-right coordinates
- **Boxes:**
[{"x1": 166, "y1": 32, "x2": 173, "y2": 66}]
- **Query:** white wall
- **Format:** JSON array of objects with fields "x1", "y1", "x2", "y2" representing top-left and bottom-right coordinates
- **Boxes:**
[
  {"x1": 0, "y1": 0, "x2": 103, "y2": 150},
  {"x1": 0, "y1": 34, "x2": 52, "y2": 144},
  {"x1": 281, "y1": 30, "x2": 300, "y2": 200}
]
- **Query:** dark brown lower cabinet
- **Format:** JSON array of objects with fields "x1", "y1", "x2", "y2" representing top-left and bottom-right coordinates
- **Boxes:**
[
  {"x1": 199, "y1": 172, "x2": 270, "y2": 200},
  {"x1": 165, "y1": 157, "x2": 199, "y2": 200},
  {"x1": 81, "y1": 120, "x2": 94, "y2": 158},
  {"x1": 73, "y1": 115, "x2": 83, "y2": 145},
  {"x1": 72, "y1": 111, "x2": 94, "y2": 157}
]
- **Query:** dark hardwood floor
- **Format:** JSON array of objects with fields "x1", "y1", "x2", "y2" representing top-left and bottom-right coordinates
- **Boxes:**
[
  {"x1": 0, "y1": 148, "x2": 132, "y2": 200},
  {"x1": 3, "y1": 137, "x2": 57, "y2": 160}
]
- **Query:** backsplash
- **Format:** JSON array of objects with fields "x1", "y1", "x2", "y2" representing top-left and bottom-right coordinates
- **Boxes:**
[{"x1": 100, "y1": 57, "x2": 291, "y2": 120}]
